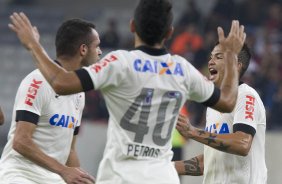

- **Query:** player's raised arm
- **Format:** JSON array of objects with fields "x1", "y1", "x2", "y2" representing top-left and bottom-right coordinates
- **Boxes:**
[
  {"x1": 9, "y1": 12, "x2": 83, "y2": 95},
  {"x1": 212, "y1": 20, "x2": 246, "y2": 112}
]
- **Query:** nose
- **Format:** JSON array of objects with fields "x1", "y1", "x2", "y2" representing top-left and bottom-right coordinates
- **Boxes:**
[
  {"x1": 208, "y1": 57, "x2": 215, "y2": 66},
  {"x1": 97, "y1": 47, "x2": 102, "y2": 56}
]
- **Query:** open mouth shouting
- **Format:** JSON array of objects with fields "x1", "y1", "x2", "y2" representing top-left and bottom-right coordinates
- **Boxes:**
[{"x1": 209, "y1": 67, "x2": 218, "y2": 81}]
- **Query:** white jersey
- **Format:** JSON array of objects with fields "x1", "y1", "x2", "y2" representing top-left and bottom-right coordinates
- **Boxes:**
[
  {"x1": 203, "y1": 83, "x2": 267, "y2": 184},
  {"x1": 0, "y1": 69, "x2": 85, "y2": 184},
  {"x1": 81, "y1": 47, "x2": 216, "y2": 184}
]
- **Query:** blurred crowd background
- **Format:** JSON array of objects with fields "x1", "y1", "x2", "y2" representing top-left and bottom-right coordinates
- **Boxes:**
[{"x1": 0, "y1": 0, "x2": 281, "y2": 154}]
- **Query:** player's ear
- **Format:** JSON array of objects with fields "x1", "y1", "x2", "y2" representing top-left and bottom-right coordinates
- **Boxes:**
[
  {"x1": 238, "y1": 62, "x2": 243, "y2": 74},
  {"x1": 165, "y1": 26, "x2": 174, "y2": 40},
  {"x1": 130, "y1": 19, "x2": 135, "y2": 33},
  {"x1": 80, "y1": 44, "x2": 88, "y2": 56}
]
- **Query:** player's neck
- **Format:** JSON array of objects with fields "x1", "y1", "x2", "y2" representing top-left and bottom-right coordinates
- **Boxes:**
[
  {"x1": 56, "y1": 57, "x2": 81, "y2": 71},
  {"x1": 134, "y1": 35, "x2": 165, "y2": 49}
]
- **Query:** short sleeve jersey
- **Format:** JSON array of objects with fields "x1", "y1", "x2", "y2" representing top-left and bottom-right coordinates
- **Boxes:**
[
  {"x1": 203, "y1": 83, "x2": 267, "y2": 184},
  {"x1": 78, "y1": 46, "x2": 217, "y2": 184},
  {"x1": 0, "y1": 69, "x2": 85, "y2": 184}
]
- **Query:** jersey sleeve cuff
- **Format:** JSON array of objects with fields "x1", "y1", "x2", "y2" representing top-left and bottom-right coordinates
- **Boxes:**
[
  {"x1": 201, "y1": 85, "x2": 220, "y2": 107},
  {"x1": 74, "y1": 126, "x2": 80, "y2": 135},
  {"x1": 233, "y1": 123, "x2": 256, "y2": 137},
  {"x1": 16, "y1": 110, "x2": 40, "y2": 125},
  {"x1": 75, "y1": 68, "x2": 94, "y2": 92}
]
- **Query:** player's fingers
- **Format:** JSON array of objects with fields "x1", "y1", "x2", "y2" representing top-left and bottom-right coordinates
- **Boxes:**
[
  {"x1": 177, "y1": 116, "x2": 186, "y2": 124},
  {"x1": 9, "y1": 14, "x2": 21, "y2": 29},
  {"x1": 176, "y1": 121, "x2": 187, "y2": 128},
  {"x1": 241, "y1": 32, "x2": 246, "y2": 45},
  {"x1": 229, "y1": 20, "x2": 238, "y2": 37},
  {"x1": 33, "y1": 26, "x2": 39, "y2": 34},
  {"x1": 239, "y1": 25, "x2": 246, "y2": 43},
  {"x1": 238, "y1": 25, "x2": 244, "y2": 38},
  {"x1": 20, "y1": 12, "x2": 32, "y2": 27},
  {"x1": 78, "y1": 177, "x2": 94, "y2": 184},
  {"x1": 79, "y1": 171, "x2": 94, "y2": 182},
  {"x1": 11, "y1": 12, "x2": 25, "y2": 28},
  {"x1": 8, "y1": 23, "x2": 17, "y2": 32},
  {"x1": 217, "y1": 27, "x2": 225, "y2": 43},
  {"x1": 229, "y1": 20, "x2": 235, "y2": 36},
  {"x1": 234, "y1": 20, "x2": 239, "y2": 36}
]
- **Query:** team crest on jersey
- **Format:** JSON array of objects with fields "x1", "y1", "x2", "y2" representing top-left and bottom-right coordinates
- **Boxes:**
[
  {"x1": 133, "y1": 59, "x2": 184, "y2": 76},
  {"x1": 205, "y1": 122, "x2": 230, "y2": 134},
  {"x1": 49, "y1": 114, "x2": 78, "y2": 129},
  {"x1": 74, "y1": 94, "x2": 82, "y2": 110}
]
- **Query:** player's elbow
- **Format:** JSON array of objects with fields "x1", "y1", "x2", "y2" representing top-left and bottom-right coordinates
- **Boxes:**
[
  {"x1": 13, "y1": 135, "x2": 30, "y2": 154},
  {"x1": 233, "y1": 133, "x2": 252, "y2": 156},
  {"x1": 13, "y1": 136, "x2": 24, "y2": 153},
  {"x1": 236, "y1": 145, "x2": 251, "y2": 156}
]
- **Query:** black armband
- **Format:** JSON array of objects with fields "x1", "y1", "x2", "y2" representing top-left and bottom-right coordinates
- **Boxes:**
[
  {"x1": 16, "y1": 110, "x2": 39, "y2": 125},
  {"x1": 202, "y1": 86, "x2": 220, "y2": 107},
  {"x1": 74, "y1": 126, "x2": 80, "y2": 135},
  {"x1": 233, "y1": 123, "x2": 256, "y2": 137},
  {"x1": 75, "y1": 69, "x2": 94, "y2": 92}
]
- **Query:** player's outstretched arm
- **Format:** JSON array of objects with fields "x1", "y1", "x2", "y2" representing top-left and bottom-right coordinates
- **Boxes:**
[
  {"x1": 176, "y1": 114, "x2": 253, "y2": 156},
  {"x1": 212, "y1": 20, "x2": 246, "y2": 112},
  {"x1": 174, "y1": 154, "x2": 204, "y2": 176},
  {"x1": 0, "y1": 107, "x2": 4, "y2": 125},
  {"x1": 8, "y1": 12, "x2": 83, "y2": 95}
]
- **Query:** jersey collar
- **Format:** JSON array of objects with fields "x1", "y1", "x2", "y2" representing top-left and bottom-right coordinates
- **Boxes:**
[{"x1": 135, "y1": 45, "x2": 168, "y2": 56}]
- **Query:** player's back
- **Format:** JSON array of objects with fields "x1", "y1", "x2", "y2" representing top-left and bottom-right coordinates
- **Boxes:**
[{"x1": 92, "y1": 46, "x2": 214, "y2": 184}]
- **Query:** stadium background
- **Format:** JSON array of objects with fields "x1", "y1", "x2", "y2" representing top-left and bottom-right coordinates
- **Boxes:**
[{"x1": 0, "y1": 0, "x2": 281, "y2": 183}]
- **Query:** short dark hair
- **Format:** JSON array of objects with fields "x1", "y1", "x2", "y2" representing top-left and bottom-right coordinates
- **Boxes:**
[
  {"x1": 55, "y1": 19, "x2": 96, "y2": 57},
  {"x1": 134, "y1": 0, "x2": 173, "y2": 46},
  {"x1": 215, "y1": 42, "x2": 251, "y2": 78},
  {"x1": 238, "y1": 43, "x2": 251, "y2": 78}
]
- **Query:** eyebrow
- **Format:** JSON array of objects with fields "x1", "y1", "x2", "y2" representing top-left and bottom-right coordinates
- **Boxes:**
[
  {"x1": 210, "y1": 52, "x2": 223, "y2": 58},
  {"x1": 214, "y1": 53, "x2": 223, "y2": 58}
]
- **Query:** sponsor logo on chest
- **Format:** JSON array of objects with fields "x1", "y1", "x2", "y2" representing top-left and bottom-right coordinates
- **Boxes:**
[
  {"x1": 49, "y1": 114, "x2": 78, "y2": 129},
  {"x1": 205, "y1": 122, "x2": 230, "y2": 134}
]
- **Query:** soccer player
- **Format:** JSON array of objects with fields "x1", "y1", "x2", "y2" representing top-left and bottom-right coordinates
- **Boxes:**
[
  {"x1": 0, "y1": 19, "x2": 99, "y2": 184},
  {"x1": 174, "y1": 43, "x2": 267, "y2": 184},
  {"x1": 0, "y1": 107, "x2": 4, "y2": 125},
  {"x1": 8, "y1": 0, "x2": 246, "y2": 183}
]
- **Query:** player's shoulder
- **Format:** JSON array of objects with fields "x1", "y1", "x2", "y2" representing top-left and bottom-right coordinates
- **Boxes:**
[
  {"x1": 101, "y1": 49, "x2": 130, "y2": 64},
  {"x1": 239, "y1": 83, "x2": 258, "y2": 95},
  {"x1": 108, "y1": 49, "x2": 130, "y2": 57},
  {"x1": 21, "y1": 69, "x2": 46, "y2": 84},
  {"x1": 238, "y1": 83, "x2": 262, "y2": 101}
]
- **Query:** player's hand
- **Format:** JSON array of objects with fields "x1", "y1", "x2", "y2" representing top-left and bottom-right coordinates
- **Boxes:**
[
  {"x1": 176, "y1": 114, "x2": 195, "y2": 139},
  {"x1": 217, "y1": 20, "x2": 246, "y2": 55},
  {"x1": 8, "y1": 12, "x2": 40, "y2": 50},
  {"x1": 60, "y1": 167, "x2": 95, "y2": 184}
]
